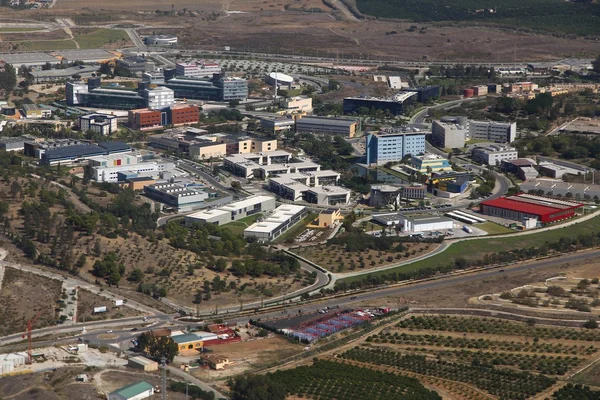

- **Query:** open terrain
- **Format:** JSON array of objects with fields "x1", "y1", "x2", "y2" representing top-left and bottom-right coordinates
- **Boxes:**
[
  {"x1": 294, "y1": 242, "x2": 437, "y2": 273},
  {"x1": 76, "y1": 289, "x2": 142, "y2": 322},
  {"x1": 0, "y1": 267, "x2": 63, "y2": 336}
]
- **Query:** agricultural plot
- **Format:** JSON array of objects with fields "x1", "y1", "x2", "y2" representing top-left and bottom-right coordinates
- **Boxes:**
[
  {"x1": 267, "y1": 359, "x2": 442, "y2": 400},
  {"x1": 293, "y1": 242, "x2": 436, "y2": 273},
  {"x1": 315, "y1": 314, "x2": 600, "y2": 399},
  {"x1": 478, "y1": 276, "x2": 600, "y2": 314}
]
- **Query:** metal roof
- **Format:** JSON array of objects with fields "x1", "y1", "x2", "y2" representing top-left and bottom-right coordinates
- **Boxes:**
[
  {"x1": 297, "y1": 116, "x2": 357, "y2": 127},
  {"x1": 56, "y1": 49, "x2": 117, "y2": 60},
  {"x1": 109, "y1": 381, "x2": 153, "y2": 399},
  {"x1": 171, "y1": 333, "x2": 202, "y2": 344},
  {"x1": 98, "y1": 142, "x2": 130, "y2": 152},
  {"x1": 43, "y1": 144, "x2": 106, "y2": 161},
  {"x1": 0, "y1": 52, "x2": 59, "y2": 64},
  {"x1": 481, "y1": 195, "x2": 582, "y2": 216}
]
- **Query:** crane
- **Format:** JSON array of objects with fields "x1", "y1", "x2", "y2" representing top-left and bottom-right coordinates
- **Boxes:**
[{"x1": 22, "y1": 311, "x2": 43, "y2": 364}]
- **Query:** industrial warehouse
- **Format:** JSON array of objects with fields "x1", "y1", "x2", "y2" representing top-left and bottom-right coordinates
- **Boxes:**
[{"x1": 479, "y1": 194, "x2": 583, "y2": 224}]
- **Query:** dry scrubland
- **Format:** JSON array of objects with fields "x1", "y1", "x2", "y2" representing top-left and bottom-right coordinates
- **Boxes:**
[{"x1": 0, "y1": 267, "x2": 62, "y2": 336}]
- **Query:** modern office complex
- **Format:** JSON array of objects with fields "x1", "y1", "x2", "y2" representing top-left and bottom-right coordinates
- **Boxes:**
[
  {"x1": 369, "y1": 184, "x2": 426, "y2": 207},
  {"x1": 260, "y1": 117, "x2": 296, "y2": 132},
  {"x1": 22, "y1": 104, "x2": 52, "y2": 119},
  {"x1": 78, "y1": 113, "x2": 118, "y2": 136},
  {"x1": 157, "y1": 74, "x2": 248, "y2": 101},
  {"x1": 144, "y1": 34, "x2": 178, "y2": 46},
  {"x1": 223, "y1": 151, "x2": 292, "y2": 179},
  {"x1": 469, "y1": 120, "x2": 517, "y2": 143},
  {"x1": 243, "y1": 204, "x2": 307, "y2": 242},
  {"x1": 372, "y1": 213, "x2": 453, "y2": 233},
  {"x1": 480, "y1": 193, "x2": 583, "y2": 223},
  {"x1": 280, "y1": 96, "x2": 313, "y2": 113},
  {"x1": 128, "y1": 104, "x2": 200, "y2": 130},
  {"x1": 184, "y1": 195, "x2": 276, "y2": 226},
  {"x1": 295, "y1": 116, "x2": 359, "y2": 138},
  {"x1": 25, "y1": 139, "x2": 131, "y2": 165},
  {"x1": 268, "y1": 175, "x2": 350, "y2": 206},
  {"x1": 365, "y1": 129, "x2": 427, "y2": 166},
  {"x1": 175, "y1": 61, "x2": 221, "y2": 78},
  {"x1": 0, "y1": 136, "x2": 30, "y2": 152},
  {"x1": 116, "y1": 56, "x2": 156, "y2": 74},
  {"x1": 66, "y1": 78, "x2": 174, "y2": 110},
  {"x1": 408, "y1": 154, "x2": 452, "y2": 173},
  {"x1": 403, "y1": 86, "x2": 440, "y2": 103},
  {"x1": 472, "y1": 145, "x2": 518, "y2": 165},
  {"x1": 92, "y1": 160, "x2": 175, "y2": 183},
  {"x1": 431, "y1": 117, "x2": 469, "y2": 148},
  {"x1": 343, "y1": 92, "x2": 417, "y2": 116},
  {"x1": 143, "y1": 182, "x2": 211, "y2": 211}
]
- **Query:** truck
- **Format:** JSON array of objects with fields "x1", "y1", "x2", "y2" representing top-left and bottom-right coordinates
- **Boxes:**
[{"x1": 463, "y1": 225, "x2": 473, "y2": 234}]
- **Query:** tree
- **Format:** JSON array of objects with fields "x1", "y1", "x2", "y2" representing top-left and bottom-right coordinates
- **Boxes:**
[
  {"x1": 137, "y1": 333, "x2": 178, "y2": 362},
  {"x1": 0, "y1": 64, "x2": 17, "y2": 92},
  {"x1": 229, "y1": 375, "x2": 286, "y2": 400},
  {"x1": 231, "y1": 181, "x2": 241, "y2": 191},
  {"x1": 193, "y1": 290, "x2": 203, "y2": 304},
  {"x1": 583, "y1": 319, "x2": 598, "y2": 329},
  {"x1": 128, "y1": 268, "x2": 144, "y2": 282},
  {"x1": 214, "y1": 258, "x2": 227, "y2": 272}
]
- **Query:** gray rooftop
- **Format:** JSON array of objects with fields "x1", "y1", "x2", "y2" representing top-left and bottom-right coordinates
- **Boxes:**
[
  {"x1": 56, "y1": 49, "x2": 116, "y2": 60},
  {"x1": 0, "y1": 52, "x2": 59, "y2": 64},
  {"x1": 297, "y1": 116, "x2": 357, "y2": 127}
]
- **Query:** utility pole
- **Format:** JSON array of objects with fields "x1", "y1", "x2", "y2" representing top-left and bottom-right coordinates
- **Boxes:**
[
  {"x1": 185, "y1": 381, "x2": 189, "y2": 400},
  {"x1": 161, "y1": 357, "x2": 167, "y2": 400}
]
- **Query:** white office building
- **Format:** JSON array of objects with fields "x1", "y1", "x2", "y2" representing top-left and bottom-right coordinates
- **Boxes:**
[
  {"x1": 175, "y1": 61, "x2": 222, "y2": 78},
  {"x1": 144, "y1": 86, "x2": 174, "y2": 109},
  {"x1": 244, "y1": 204, "x2": 307, "y2": 242},
  {"x1": 472, "y1": 144, "x2": 518, "y2": 165},
  {"x1": 78, "y1": 113, "x2": 118, "y2": 136},
  {"x1": 184, "y1": 195, "x2": 276, "y2": 226},
  {"x1": 431, "y1": 119, "x2": 468, "y2": 148},
  {"x1": 469, "y1": 120, "x2": 517, "y2": 143},
  {"x1": 373, "y1": 213, "x2": 454, "y2": 233}
]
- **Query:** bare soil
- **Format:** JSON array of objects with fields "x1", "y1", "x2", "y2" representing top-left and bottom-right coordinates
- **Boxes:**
[
  {"x1": 76, "y1": 289, "x2": 142, "y2": 322},
  {"x1": 0, "y1": 367, "x2": 99, "y2": 400},
  {"x1": 0, "y1": 267, "x2": 63, "y2": 336}
]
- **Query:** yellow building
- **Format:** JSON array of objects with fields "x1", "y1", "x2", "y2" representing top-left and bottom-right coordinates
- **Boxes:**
[
  {"x1": 172, "y1": 333, "x2": 204, "y2": 353},
  {"x1": 126, "y1": 177, "x2": 156, "y2": 191},
  {"x1": 281, "y1": 96, "x2": 313, "y2": 113},
  {"x1": 317, "y1": 208, "x2": 342, "y2": 228},
  {"x1": 251, "y1": 138, "x2": 277, "y2": 153},
  {"x1": 200, "y1": 354, "x2": 231, "y2": 370},
  {"x1": 189, "y1": 142, "x2": 228, "y2": 160}
]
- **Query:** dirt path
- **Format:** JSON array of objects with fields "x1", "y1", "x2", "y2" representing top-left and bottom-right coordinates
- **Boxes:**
[
  {"x1": 327, "y1": 0, "x2": 360, "y2": 22},
  {"x1": 327, "y1": 27, "x2": 360, "y2": 46}
]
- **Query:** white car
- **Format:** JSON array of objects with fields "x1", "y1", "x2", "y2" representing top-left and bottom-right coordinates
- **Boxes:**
[{"x1": 105, "y1": 330, "x2": 113, "y2": 333}]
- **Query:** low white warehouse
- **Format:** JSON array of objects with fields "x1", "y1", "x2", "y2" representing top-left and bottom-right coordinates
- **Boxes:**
[{"x1": 402, "y1": 215, "x2": 454, "y2": 233}]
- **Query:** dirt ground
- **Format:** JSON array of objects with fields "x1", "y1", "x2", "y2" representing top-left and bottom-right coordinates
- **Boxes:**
[
  {"x1": 0, "y1": 267, "x2": 63, "y2": 336},
  {"x1": 76, "y1": 289, "x2": 142, "y2": 322},
  {"x1": 293, "y1": 242, "x2": 437, "y2": 273},
  {"x1": 189, "y1": 336, "x2": 304, "y2": 386},
  {"x1": 0, "y1": 367, "x2": 100, "y2": 400},
  {"x1": 54, "y1": 0, "x2": 224, "y2": 12},
  {"x1": 368, "y1": 254, "x2": 600, "y2": 310}
]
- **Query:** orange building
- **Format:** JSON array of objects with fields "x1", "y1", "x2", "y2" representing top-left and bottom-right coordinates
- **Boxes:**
[
  {"x1": 128, "y1": 108, "x2": 162, "y2": 131},
  {"x1": 169, "y1": 104, "x2": 200, "y2": 126}
]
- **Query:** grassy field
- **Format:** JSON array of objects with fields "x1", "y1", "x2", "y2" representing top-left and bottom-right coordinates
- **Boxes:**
[
  {"x1": 477, "y1": 221, "x2": 513, "y2": 235},
  {"x1": 356, "y1": 0, "x2": 600, "y2": 36},
  {"x1": 16, "y1": 40, "x2": 78, "y2": 51},
  {"x1": 218, "y1": 214, "x2": 262, "y2": 236},
  {"x1": 274, "y1": 213, "x2": 317, "y2": 244},
  {"x1": 339, "y1": 214, "x2": 600, "y2": 283},
  {"x1": 72, "y1": 28, "x2": 131, "y2": 49},
  {"x1": 571, "y1": 359, "x2": 600, "y2": 386},
  {"x1": 0, "y1": 28, "x2": 44, "y2": 32}
]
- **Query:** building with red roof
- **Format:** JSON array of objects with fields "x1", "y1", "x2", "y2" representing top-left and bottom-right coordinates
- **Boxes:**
[{"x1": 479, "y1": 193, "x2": 583, "y2": 223}]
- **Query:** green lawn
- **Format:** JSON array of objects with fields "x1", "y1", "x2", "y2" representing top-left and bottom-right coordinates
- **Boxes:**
[
  {"x1": 218, "y1": 214, "x2": 263, "y2": 236},
  {"x1": 17, "y1": 40, "x2": 78, "y2": 51},
  {"x1": 378, "y1": 166, "x2": 411, "y2": 180},
  {"x1": 273, "y1": 212, "x2": 317, "y2": 244},
  {"x1": 73, "y1": 28, "x2": 131, "y2": 49},
  {"x1": 477, "y1": 221, "x2": 513, "y2": 235},
  {"x1": 339, "y1": 214, "x2": 600, "y2": 284}
]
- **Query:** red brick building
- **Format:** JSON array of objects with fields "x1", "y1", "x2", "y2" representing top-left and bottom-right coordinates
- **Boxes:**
[
  {"x1": 168, "y1": 104, "x2": 200, "y2": 126},
  {"x1": 128, "y1": 109, "x2": 162, "y2": 131}
]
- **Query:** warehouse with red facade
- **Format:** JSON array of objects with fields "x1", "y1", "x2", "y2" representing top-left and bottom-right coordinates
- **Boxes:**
[{"x1": 479, "y1": 194, "x2": 583, "y2": 223}]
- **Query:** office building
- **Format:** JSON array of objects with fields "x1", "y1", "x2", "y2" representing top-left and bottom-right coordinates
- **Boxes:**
[
  {"x1": 265, "y1": 72, "x2": 294, "y2": 89},
  {"x1": 431, "y1": 117, "x2": 468, "y2": 148},
  {"x1": 369, "y1": 184, "x2": 426, "y2": 207},
  {"x1": 343, "y1": 92, "x2": 417, "y2": 116},
  {"x1": 296, "y1": 116, "x2": 358, "y2": 138},
  {"x1": 244, "y1": 204, "x2": 307, "y2": 242},
  {"x1": 128, "y1": 108, "x2": 162, "y2": 131},
  {"x1": 469, "y1": 120, "x2": 517, "y2": 143},
  {"x1": 365, "y1": 129, "x2": 427, "y2": 166},
  {"x1": 408, "y1": 154, "x2": 452, "y2": 173},
  {"x1": 22, "y1": 104, "x2": 52, "y2": 119},
  {"x1": 143, "y1": 182, "x2": 211, "y2": 211},
  {"x1": 480, "y1": 193, "x2": 582, "y2": 223},
  {"x1": 472, "y1": 144, "x2": 518, "y2": 165},
  {"x1": 159, "y1": 74, "x2": 248, "y2": 101},
  {"x1": 260, "y1": 116, "x2": 296, "y2": 132},
  {"x1": 92, "y1": 161, "x2": 174, "y2": 183},
  {"x1": 403, "y1": 86, "x2": 440, "y2": 103},
  {"x1": 78, "y1": 113, "x2": 118, "y2": 135},
  {"x1": 66, "y1": 78, "x2": 174, "y2": 110},
  {"x1": 224, "y1": 151, "x2": 292, "y2": 178},
  {"x1": 185, "y1": 195, "x2": 276, "y2": 226},
  {"x1": 520, "y1": 179, "x2": 600, "y2": 199},
  {"x1": 116, "y1": 56, "x2": 156, "y2": 74},
  {"x1": 281, "y1": 96, "x2": 312, "y2": 113},
  {"x1": 25, "y1": 139, "x2": 131, "y2": 165},
  {"x1": 144, "y1": 34, "x2": 178, "y2": 46},
  {"x1": 175, "y1": 61, "x2": 221, "y2": 78},
  {"x1": 538, "y1": 161, "x2": 584, "y2": 179}
]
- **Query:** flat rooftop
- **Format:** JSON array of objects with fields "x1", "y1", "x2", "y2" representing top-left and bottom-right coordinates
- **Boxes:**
[
  {"x1": 308, "y1": 186, "x2": 350, "y2": 195},
  {"x1": 220, "y1": 195, "x2": 274, "y2": 211},
  {"x1": 297, "y1": 116, "x2": 357, "y2": 127},
  {"x1": 56, "y1": 49, "x2": 117, "y2": 60},
  {"x1": 482, "y1": 193, "x2": 583, "y2": 215},
  {"x1": 186, "y1": 208, "x2": 230, "y2": 220},
  {"x1": 245, "y1": 205, "x2": 306, "y2": 234},
  {"x1": 0, "y1": 52, "x2": 59, "y2": 64}
]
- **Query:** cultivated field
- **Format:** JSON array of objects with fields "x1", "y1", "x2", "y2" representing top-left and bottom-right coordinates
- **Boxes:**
[
  {"x1": 251, "y1": 310, "x2": 600, "y2": 399},
  {"x1": 0, "y1": 267, "x2": 63, "y2": 336},
  {"x1": 293, "y1": 242, "x2": 437, "y2": 273}
]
